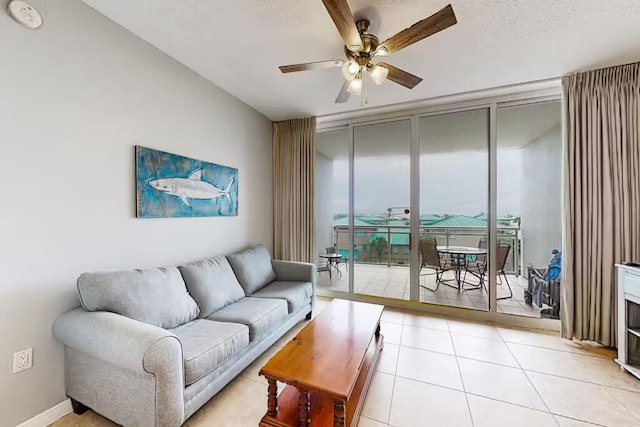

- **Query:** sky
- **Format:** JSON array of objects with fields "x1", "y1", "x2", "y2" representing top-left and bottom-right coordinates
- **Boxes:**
[{"x1": 329, "y1": 149, "x2": 523, "y2": 216}]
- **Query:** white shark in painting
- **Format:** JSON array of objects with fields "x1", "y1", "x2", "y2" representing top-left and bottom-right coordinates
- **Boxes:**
[{"x1": 148, "y1": 170, "x2": 233, "y2": 207}]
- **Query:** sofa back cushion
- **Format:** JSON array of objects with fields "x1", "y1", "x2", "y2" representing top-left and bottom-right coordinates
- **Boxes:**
[
  {"x1": 77, "y1": 267, "x2": 200, "y2": 329},
  {"x1": 179, "y1": 256, "x2": 246, "y2": 318},
  {"x1": 226, "y1": 244, "x2": 276, "y2": 295}
]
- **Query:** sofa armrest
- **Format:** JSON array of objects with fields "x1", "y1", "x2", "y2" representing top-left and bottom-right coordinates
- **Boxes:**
[
  {"x1": 54, "y1": 308, "x2": 185, "y2": 426},
  {"x1": 271, "y1": 260, "x2": 317, "y2": 288},
  {"x1": 53, "y1": 308, "x2": 182, "y2": 376}
]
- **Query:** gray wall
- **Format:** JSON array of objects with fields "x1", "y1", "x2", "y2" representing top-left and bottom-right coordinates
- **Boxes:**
[
  {"x1": 315, "y1": 152, "x2": 334, "y2": 257},
  {"x1": 521, "y1": 125, "x2": 562, "y2": 268},
  {"x1": 0, "y1": 1, "x2": 273, "y2": 425}
]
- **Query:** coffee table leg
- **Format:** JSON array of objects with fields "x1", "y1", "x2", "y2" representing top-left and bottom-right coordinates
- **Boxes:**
[
  {"x1": 333, "y1": 399, "x2": 345, "y2": 427},
  {"x1": 267, "y1": 378, "x2": 278, "y2": 417},
  {"x1": 298, "y1": 388, "x2": 310, "y2": 427}
]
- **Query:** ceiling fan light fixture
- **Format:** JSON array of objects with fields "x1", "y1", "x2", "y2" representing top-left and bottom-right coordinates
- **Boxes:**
[
  {"x1": 375, "y1": 46, "x2": 388, "y2": 56},
  {"x1": 347, "y1": 78, "x2": 362, "y2": 95},
  {"x1": 369, "y1": 64, "x2": 389, "y2": 85},
  {"x1": 342, "y1": 60, "x2": 360, "y2": 81}
]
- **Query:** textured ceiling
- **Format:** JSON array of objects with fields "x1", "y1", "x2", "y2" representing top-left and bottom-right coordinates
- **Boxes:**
[{"x1": 82, "y1": 0, "x2": 640, "y2": 121}]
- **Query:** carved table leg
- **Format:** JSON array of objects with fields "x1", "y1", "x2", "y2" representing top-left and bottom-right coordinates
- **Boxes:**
[
  {"x1": 267, "y1": 378, "x2": 278, "y2": 417},
  {"x1": 333, "y1": 399, "x2": 345, "y2": 427},
  {"x1": 298, "y1": 388, "x2": 310, "y2": 427}
]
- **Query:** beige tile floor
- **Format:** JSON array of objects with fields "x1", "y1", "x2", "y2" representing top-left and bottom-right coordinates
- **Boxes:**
[
  {"x1": 52, "y1": 298, "x2": 638, "y2": 427},
  {"x1": 318, "y1": 264, "x2": 552, "y2": 318}
]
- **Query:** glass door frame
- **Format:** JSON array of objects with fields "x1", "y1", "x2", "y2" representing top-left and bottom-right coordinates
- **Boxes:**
[{"x1": 318, "y1": 88, "x2": 562, "y2": 319}]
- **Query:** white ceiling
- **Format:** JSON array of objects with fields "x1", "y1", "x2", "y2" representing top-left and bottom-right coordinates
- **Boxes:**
[{"x1": 82, "y1": 0, "x2": 640, "y2": 121}]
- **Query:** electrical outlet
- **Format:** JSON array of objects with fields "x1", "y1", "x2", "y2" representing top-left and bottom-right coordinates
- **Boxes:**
[{"x1": 13, "y1": 348, "x2": 33, "y2": 374}]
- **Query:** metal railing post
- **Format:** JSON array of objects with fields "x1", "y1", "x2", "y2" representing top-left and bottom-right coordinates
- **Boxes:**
[{"x1": 387, "y1": 226, "x2": 391, "y2": 267}]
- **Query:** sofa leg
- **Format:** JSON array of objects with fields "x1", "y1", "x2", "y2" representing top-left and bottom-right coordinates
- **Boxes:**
[
  {"x1": 70, "y1": 398, "x2": 89, "y2": 415},
  {"x1": 306, "y1": 311, "x2": 312, "y2": 320}
]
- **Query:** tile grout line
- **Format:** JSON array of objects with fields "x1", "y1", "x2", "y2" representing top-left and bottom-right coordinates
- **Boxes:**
[
  {"x1": 552, "y1": 415, "x2": 606, "y2": 426},
  {"x1": 388, "y1": 367, "x2": 610, "y2": 423},
  {"x1": 505, "y1": 342, "x2": 554, "y2": 415},
  {"x1": 450, "y1": 326, "x2": 476, "y2": 427},
  {"x1": 500, "y1": 327, "x2": 555, "y2": 416},
  {"x1": 519, "y1": 366, "x2": 640, "y2": 393},
  {"x1": 463, "y1": 391, "x2": 566, "y2": 419},
  {"x1": 384, "y1": 308, "x2": 405, "y2": 426},
  {"x1": 599, "y1": 386, "x2": 640, "y2": 423},
  {"x1": 496, "y1": 325, "x2": 615, "y2": 359}
]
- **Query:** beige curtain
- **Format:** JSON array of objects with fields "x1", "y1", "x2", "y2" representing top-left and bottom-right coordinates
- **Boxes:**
[
  {"x1": 562, "y1": 62, "x2": 640, "y2": 346},
  {"x1": 273, "y1": 117, "x2": 316, "y2": 262}
]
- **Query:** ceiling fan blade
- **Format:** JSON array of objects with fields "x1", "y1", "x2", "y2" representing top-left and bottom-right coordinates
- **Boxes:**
[
  {"x1": 379, "y1": 4, "x2": 456, "y2": 55},
  {"x1": 321, "y1": 0, "x2": 362, "y2": 52},
  {"x1": 335, "y1": 80, "x2": 350, "y2": 103},
  {"x1": 279, "y1": 60, "x2": 343, "y2": 73},
  {"x1": 378, "y1": 63, "x2": 423, "y2": 89}
]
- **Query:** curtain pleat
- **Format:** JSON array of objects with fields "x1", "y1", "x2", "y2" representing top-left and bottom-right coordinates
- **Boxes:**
[
  {"x1": 562, "y1": 62, "x2": 640, "y2": 346},
  {"x1": 272, "y1": 117, "x2": 316, "y2": 262}
]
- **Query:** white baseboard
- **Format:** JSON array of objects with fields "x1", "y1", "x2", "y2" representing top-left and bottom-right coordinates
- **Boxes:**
[{"x1": 17, "y1": 399, "x2": 72, "y2": 427}]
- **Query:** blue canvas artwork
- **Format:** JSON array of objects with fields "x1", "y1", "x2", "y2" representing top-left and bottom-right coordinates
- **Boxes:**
[{"x1": 136, "y1": 146, "x2": 238, "y2": 218}]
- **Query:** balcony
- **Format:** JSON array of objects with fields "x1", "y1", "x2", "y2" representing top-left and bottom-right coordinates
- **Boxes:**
[
  {"x1": 317, "y1": 263, "x2": 546, "y2": 318},
  {"x1": 317, "y1": 224, "x2": 559, "y2": 319}
]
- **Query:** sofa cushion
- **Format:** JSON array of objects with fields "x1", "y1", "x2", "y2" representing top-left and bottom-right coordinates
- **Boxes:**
[
  {"x1": 207, "y1": 297, "x2": 287, "y2": 341},
  {"x1": 169, "y1": 319, "x2": 249, "y2": 386},
  {"x1": 179, "y1": 256, "x2": 246, "y2": 318},
  {"x1": 251, "y1": 281, "x2": 313, "y2": 314},
  {"x1": 77, "y1": 267, "x2": 199, "y2": 329},
  {"x1": 226, "y1": 244, "x2": 276, "y2": 295}
]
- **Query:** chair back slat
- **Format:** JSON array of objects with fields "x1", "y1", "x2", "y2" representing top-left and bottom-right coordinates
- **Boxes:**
[
  {"x1": 496, "y1": 243, "x2": 511, "y2": 271},
  {"x1": 420, "y1": 238, "x2": 441, "y2": 269}
]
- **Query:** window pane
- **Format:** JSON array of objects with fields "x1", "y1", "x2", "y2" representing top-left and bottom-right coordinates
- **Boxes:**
[
  {"x1": 354, "y1": 120, "x2": 411, "y2": 300},
  {"x1": 419, "y1": 109, "x2": 489, "y2": 311},
  {"x1": 315, "y1": 129, "x2": 349, "y2": 293},
  {"x1": 497, "y1": 101, "x2": 562, "y2": 318}
]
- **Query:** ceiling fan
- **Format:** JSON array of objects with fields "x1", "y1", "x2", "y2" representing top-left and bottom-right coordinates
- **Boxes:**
[{"x1": 279, "y1": 0, "x2": 457, "y2": 104}]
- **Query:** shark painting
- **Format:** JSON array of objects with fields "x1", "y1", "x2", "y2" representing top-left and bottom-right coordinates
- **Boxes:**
[
  {"x1": 148, "y1": 170, "x2": 233, "y2": 208},
  {"x1": 136, "y1": 146, "x2": 238, "y2": 218}
]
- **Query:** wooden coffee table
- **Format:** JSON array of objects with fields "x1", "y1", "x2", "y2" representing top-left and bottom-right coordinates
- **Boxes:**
[{"x1": 259, "y1": 299, "x2": 384, "y2": 427}]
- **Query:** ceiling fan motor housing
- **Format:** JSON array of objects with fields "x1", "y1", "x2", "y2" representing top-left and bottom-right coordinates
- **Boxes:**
[{"x1": 346, "y1": 19, "x2": 379, "y2": 65}]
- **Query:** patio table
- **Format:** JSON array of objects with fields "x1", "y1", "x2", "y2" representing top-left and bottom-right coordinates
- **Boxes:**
[
  {"x1": 437, "y1": 246, "x2": 487, "y2": 291},
  {"x1": 319, "y1": 253, "x2": 343, "y2": 279}
]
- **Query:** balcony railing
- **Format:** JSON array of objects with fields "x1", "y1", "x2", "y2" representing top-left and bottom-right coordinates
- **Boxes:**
[{"x1": 332, "y1": 225, "x2": 521, "y2": 275}]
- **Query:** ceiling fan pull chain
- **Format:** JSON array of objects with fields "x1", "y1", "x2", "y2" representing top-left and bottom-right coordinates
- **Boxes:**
[{"x1": 361, "y1": 75, "x2": 368, "y2": 107}]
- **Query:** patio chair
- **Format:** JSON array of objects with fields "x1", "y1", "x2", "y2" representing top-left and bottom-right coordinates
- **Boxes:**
[
  {"x1": 337, "y1": 248, "x2": 358, "y2": 272},
  {"x1": 464, "y1": 241, "x2": 513, "y2": 299},
  {"x1": 325, "y1": 246, "x2": 345, "y2": 275},
  {"x1": 464, "y1": 237, "x2": 487, "y2": 285},
  {"x1": 316, "y1": 258, "x2": 331, "y2": 279},
  {"x1": 495, "y1": 243, "x2": 513, "y2": 299},
  {"x1": 419, "y1": 237, "x2": 450, "y2": 292}
]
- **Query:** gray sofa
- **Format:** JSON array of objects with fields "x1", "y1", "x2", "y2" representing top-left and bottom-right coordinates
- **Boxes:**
[{"x1": 53, "y1": 244, "x2": 316, "y2": 427}]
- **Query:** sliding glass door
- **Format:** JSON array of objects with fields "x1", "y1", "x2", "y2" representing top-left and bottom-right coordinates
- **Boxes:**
[
  {"x1": 314, "y1": 95, "x2": 562, "y2": 321},
  {"x1": 315, "y1": 129, "x2": 349, "y2": 293},
  {"x1": 418, "y1": 109, "x2": 490, "y2": 311},
  {"x1": 496, "y1": 100, "x2": 562, "y2": 318},
  {"x1": 353, "y1": 120, "x2": 411, "y2": 300}
]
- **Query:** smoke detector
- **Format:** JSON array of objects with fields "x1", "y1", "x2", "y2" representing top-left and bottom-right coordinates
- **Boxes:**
[{"x1": 7, "y1": 1, "x2": 42, "y2": 30}]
